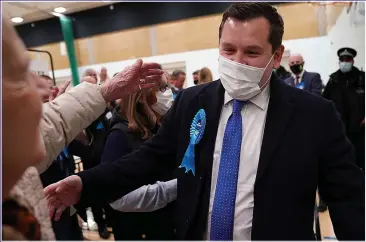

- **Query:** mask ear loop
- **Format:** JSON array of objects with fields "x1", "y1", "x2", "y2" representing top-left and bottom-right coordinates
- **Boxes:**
[{"x1": 259, "y1": 53, "x2": 276, "y2": 90}]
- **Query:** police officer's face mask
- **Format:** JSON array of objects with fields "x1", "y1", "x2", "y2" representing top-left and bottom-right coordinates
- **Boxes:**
[{"x1": 339, "y1": 62, "x2": 353, "y2": 73}]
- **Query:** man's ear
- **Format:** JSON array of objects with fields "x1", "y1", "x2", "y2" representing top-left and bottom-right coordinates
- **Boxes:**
[{"x1": 273, "y1": 45, "x2": 285, "y2": 69}]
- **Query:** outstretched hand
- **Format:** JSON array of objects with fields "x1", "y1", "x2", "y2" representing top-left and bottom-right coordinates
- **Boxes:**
[
  {"x1": 100, "y1": 59, "x2": 163, "y2": 102},
  {"x1": 43, "y1": 175, "x2": 83, "y2": 221}
]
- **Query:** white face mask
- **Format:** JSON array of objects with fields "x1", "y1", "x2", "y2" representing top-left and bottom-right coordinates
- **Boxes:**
[
  {"x1": 151, "y1": 88, "x2": 174, "y2": 115},
  {"x1": 219, "y1": 55, "x2": 274, "y2": 100},
  {"x1": 339, "y1": 62, "x2": 353, "y2": 73}
]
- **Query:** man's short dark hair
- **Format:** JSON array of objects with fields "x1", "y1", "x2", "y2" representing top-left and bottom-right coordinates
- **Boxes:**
[
  {"x1": 219, "y1": 3, "x2": 284, "y2": 52},
  {"x1": 171, "y1": 70, "x2": 186, "y2": 80},
  {"x1": 193, "y1": 70, "x2": 200, "y2": 75}
]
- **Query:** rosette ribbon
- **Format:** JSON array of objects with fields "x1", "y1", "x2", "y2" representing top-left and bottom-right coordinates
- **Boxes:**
[{"x1": 179, "y1": 109, "x2": 206, "y2": 176}]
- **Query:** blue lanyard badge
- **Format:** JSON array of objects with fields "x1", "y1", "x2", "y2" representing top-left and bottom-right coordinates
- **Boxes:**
[
  {"x1": 57, "y1": 147, "x2": 69, "y2": 161},
  {"x1": 63, "y1": 147, "x2": 69, "y2": 158},
  {"x1": 96, "y1": 122, "x2": 104, "y2": 130}
]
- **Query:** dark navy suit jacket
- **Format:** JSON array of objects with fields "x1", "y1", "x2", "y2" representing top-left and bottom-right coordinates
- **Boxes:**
[
  {"x1": 284, "y1": 71, "x2": 323, "y2": 95},
  {"x1": 76, "y1": 76, "x2": 364, "y2": 240}
]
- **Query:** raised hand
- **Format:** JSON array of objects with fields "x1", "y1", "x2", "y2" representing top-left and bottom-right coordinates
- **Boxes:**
[
  {"x1": 49, "y1": 80, "x2": 71, "y2": 101},
  {"x1": 100, "y1": 59, "x2": 163, "y2": 102},
  {"x1": 100, "y1": 66, "x2": 109, "y2": 84}
]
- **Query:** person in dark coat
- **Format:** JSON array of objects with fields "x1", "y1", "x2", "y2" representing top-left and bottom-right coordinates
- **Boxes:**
[
  {"x1": 44, "y1": 3, "x2": 365, "y2": 241},
  {"x1": 101, "y1": 83, "x2": 176, "y2": 240},
  {"x1": 323, "y1": 47, "x2": 365, "y2": 170},
  {"x1": 320, "y1": 47, "x2": 365, "y2": 214},
  {"x1": 274, "y1": 65, "x2": 291, "y2": 82},
  {"x1": 284, "y1": 54, "x2": 323, "y2": 95},
  {"x1": 75, "y1": 71, "x2": 112, "y2": 239},
  {"x1": 40, "y1": 143, "x2": 83, "y2": 240}
]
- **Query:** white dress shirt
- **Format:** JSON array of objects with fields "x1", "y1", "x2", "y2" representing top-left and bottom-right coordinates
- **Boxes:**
[
  {"x1": 205, "y1": 85, "x2": 270, "y2": 240},
  {"x1": 110, "y1": 179, "x2": 177, "y2": 212}
]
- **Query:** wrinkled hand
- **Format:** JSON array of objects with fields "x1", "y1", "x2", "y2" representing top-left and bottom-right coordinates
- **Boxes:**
[
  {"x1": 49, "y1": 80, "x2": 71, "y2": 101},
  {"x1": 100, "y1": 59, "x2": 163, "y2": 102},
  {"x1": 43, "y1": 175, "x2": 82, "y2": 221}
]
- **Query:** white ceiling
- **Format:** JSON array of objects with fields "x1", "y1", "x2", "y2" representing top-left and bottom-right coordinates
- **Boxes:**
[{"x1": 2, "y1": 1, "x2": 114, "y2": 25}]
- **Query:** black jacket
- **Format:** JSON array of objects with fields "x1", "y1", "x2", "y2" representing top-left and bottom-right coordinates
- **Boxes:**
[
  {"x1": 82, "y1": 108, "x2": 112, "y2": 169},
  {"x1": 323, "y1": 67, "x2": 365, "y2": 136},
  {"x1": 40, "y1": 142, "x2": 83, "y2": 240},
  {"x1": 77, "y1": 76, "x2": 365, "y2": 240},
  {"x1": 101, "y1": 107, "x2": 176, "y2": 240},
  {"x1": 323, "y1": 67, "x2": 365, "y2": 170}
]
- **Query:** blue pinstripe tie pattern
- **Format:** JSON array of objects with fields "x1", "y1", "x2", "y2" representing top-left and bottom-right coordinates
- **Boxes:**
[{"x1": 210, "y1": 100, "x2": 245, "y2": 240}]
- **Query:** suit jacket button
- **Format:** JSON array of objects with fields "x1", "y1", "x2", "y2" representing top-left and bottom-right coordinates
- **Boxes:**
[{"x1": 142, "y1": 234, "x2": 146, "y2": 239}]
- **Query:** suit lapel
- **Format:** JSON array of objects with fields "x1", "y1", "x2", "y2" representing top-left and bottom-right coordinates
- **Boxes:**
[
  {"x1": 291, "y1": 76, "x2": 296, "y2": 86},
  {"x1": 302, "y1": 71, "x2": 307, "y2": 83},
  {"x1": 196, "y1": 81, "x2": 225, "y2": 174},
  {"x1": 256, "y1": 76, "x2": 296, "y2": 181}
]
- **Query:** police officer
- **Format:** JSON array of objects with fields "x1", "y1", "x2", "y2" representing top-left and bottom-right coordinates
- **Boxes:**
[
  {"x1": 323, "y1": 47, "x2": 365, "y2": 171},
  {"x1": 320, "y1": 48, "x2": 365, "y2": 214}
]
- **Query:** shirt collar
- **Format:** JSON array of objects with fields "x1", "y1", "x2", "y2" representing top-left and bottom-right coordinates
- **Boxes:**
[
  {"x1": 292, "y1": 69, "x2": 305, "y2": 80},
  {"x1": 224, "y1": 83, "x2": 270, "y2": 111}
]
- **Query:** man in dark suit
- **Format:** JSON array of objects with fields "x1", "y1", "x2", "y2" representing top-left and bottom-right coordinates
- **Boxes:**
[
  {"x1": 284, "y1": 54, "x2": 323, "y2": 95},
  {"x1": 44, "y1": 3, "x2": 364, "y2": 240}
]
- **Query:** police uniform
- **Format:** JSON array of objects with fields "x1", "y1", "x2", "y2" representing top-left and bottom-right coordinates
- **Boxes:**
[{"x1": 323, "y1": 47, "x2": 365, "y2": 170}]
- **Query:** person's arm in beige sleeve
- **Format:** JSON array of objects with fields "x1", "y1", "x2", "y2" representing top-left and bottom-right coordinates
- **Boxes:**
[
  {"x1": 35, "y1": 60, "x2": 164, "y2": 174},
  {"x1": 36, "y1": 82, "x2": 106, "y2": 174}
]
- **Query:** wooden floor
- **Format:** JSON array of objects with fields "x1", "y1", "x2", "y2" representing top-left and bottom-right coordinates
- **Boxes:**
[
  {"x1": 319, "y1": 210, "x2": 337, "y2": 240},
  {"x1": 83, "y1": 228, "x2": 114, "y2": 241},
  {"x1": 82, "y1": 210, "x2": 337, "y2": 241}
]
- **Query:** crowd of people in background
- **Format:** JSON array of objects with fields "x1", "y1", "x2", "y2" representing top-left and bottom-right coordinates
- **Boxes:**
[{"x1": 2, "y1": 2, "x2": 364, "y2": 241}]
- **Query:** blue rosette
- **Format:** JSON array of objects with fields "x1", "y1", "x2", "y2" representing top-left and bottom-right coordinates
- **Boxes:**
[{"x1": 179, "y1": 109, "x2": 206, "y2": 176}]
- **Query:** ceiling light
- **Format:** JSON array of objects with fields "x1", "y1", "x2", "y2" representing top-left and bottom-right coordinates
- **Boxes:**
[
  {"x1": 54, "y1": 7, "x2": 66, "y2": 13},
  {"x1": 11, "y1": 17, "x2": 24, "y2": 23},
  {"x1": 51, "y1": 12, "x2": 64, "y2": 17}
]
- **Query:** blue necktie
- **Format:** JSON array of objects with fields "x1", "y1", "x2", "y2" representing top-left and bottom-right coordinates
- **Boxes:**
[{"x1": 210, "y1": 100, "x2": 245, "y2": 240}]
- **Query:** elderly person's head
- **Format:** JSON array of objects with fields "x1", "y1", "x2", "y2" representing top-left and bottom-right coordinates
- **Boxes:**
[
  {"x1": 2, "y1": 17, "x2": 46, "y2": 197},
  {"x1": 83, "y1": 68, "x2": 98, "y2": 84},
  {"x1": 288, "y1": 54, "x2": 305, "y2": 75},
  {"x1": 198, "y1": 67, "x2": 213, "y2": 85}
]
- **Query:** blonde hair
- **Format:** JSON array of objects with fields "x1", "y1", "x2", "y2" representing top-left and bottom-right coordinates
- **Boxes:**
[
  {"x1": 198, "y1": 67, "x2": 213, "y2": 85},
  {"x1": 121, "y1": 89, "x2": 161, "y2": 140}
]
